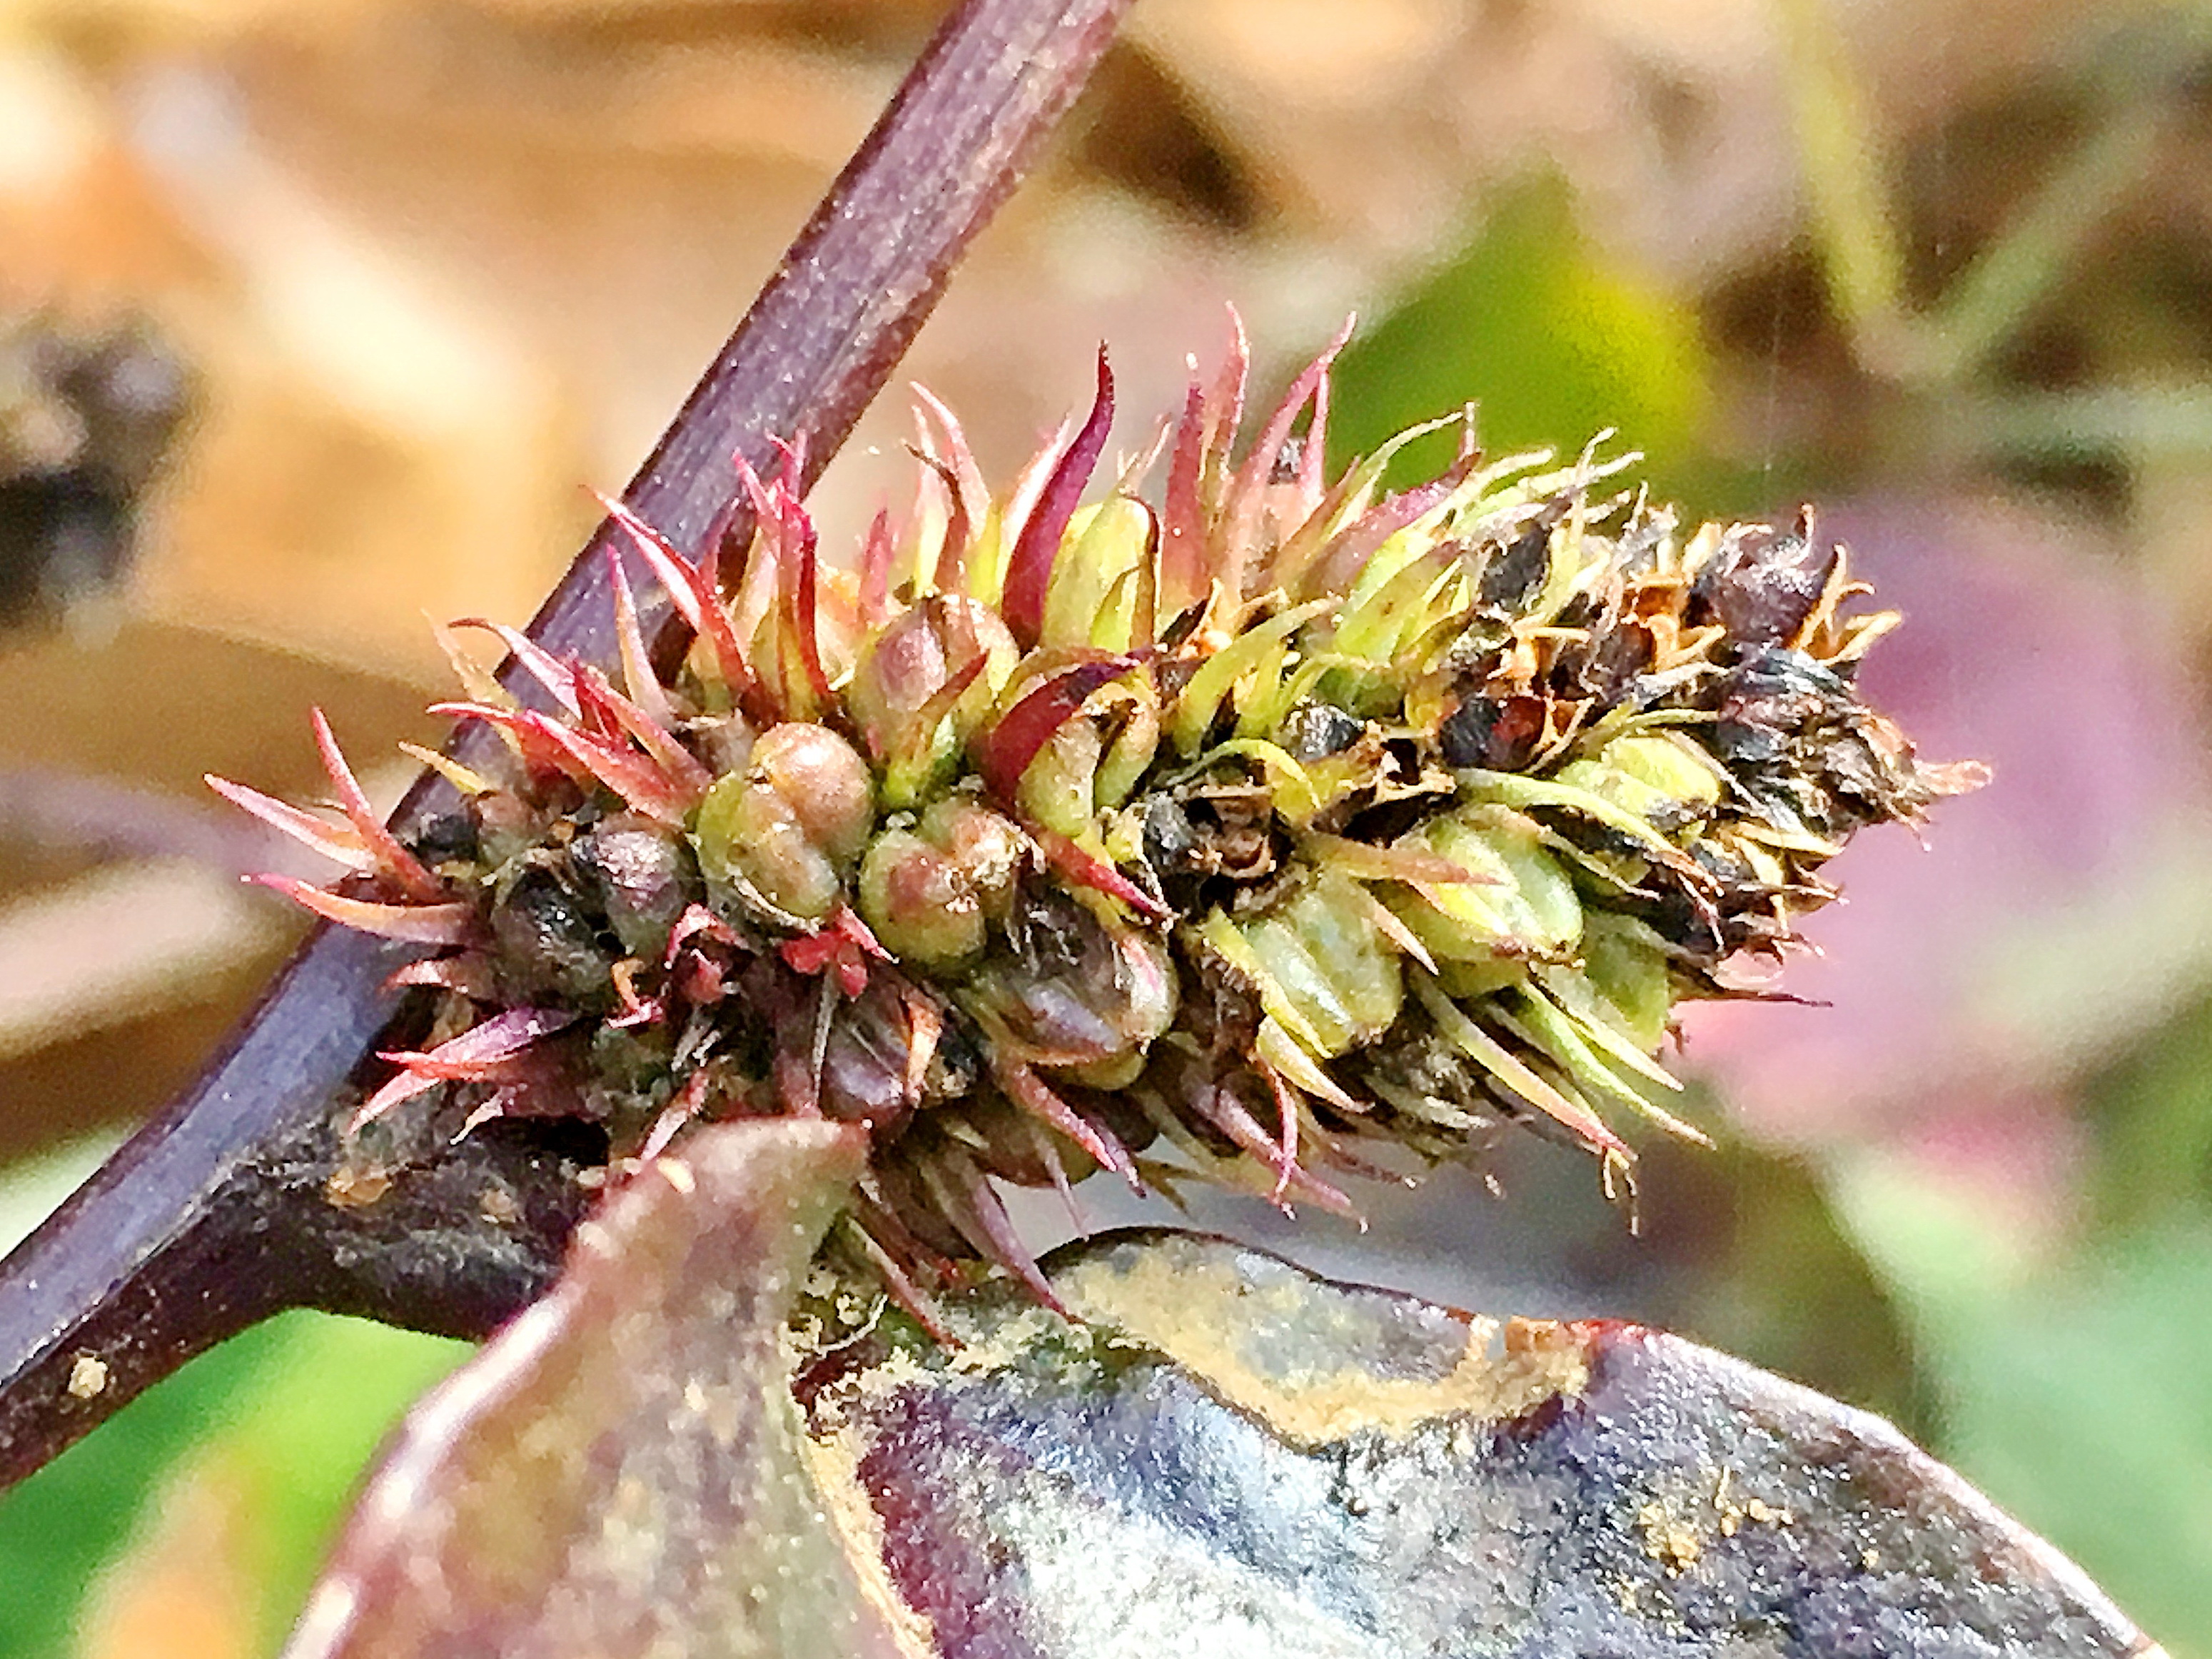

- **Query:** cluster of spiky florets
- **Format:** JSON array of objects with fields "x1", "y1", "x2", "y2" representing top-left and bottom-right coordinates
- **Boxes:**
[{"x1": 215, "y1": 321, "x2": 1980, "y2": 1318}]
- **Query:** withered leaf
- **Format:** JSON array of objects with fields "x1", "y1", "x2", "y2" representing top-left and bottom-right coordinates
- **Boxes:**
[
  {"x1": 285, "y1": 1159, "x2": 2159, "y2": 1658},
  {"x1": 282, "y1": 1119, "x2": 915, "y2": 1659}
]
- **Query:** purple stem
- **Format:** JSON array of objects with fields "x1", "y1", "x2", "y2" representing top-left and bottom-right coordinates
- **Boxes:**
[{"x1": 0, "y1": 0, "x2": 1134, "y2": 1493}]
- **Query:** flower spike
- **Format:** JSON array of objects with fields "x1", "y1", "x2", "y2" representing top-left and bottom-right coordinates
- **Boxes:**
[{"x1": 219, "y1": 326, "x2": 1980, "y2": 1318}]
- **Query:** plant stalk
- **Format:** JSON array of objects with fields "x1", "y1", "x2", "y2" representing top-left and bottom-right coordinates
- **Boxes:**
[{"x1": 0, "y1": 0, "x2": 1134, "y2": 1493}]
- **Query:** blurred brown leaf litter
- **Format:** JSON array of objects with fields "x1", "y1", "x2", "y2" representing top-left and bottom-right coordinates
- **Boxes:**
[{"x1": 4, "y1": 0, "x2": 2212, "y2": 1653}]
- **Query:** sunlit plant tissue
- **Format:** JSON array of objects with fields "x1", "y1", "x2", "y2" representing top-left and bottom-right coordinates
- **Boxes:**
[{"x1": 213, "y1": 321, "x2": 1984, "y2": 1327}]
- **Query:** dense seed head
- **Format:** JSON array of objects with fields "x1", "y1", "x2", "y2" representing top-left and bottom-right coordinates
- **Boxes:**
[{"x1": 216, "y1": 325, "x2": 1983, "y2": 1319}]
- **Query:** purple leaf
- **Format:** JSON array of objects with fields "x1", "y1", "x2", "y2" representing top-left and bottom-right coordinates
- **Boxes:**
[
  {"x1": 291, "y1": 1211, "x2": 2161, "y2": 1656},
  {"x1": 795, "y1": 1231, "x2": 2158, "y2": 1658},
  {"x1": 283, "y1": 1120, "x2": 911, "y2": 1659}
]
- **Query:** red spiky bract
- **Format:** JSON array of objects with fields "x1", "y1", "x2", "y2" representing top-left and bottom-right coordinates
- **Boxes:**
[
  {"x1": 976, "y1": 656, "x2": 1138, "y2": 805},
  {"x1": 1001, "y1": 348, "x2": 1113, "y2": 648}
]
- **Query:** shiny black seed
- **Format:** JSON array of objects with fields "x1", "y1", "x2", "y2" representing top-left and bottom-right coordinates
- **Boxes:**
[
  {"x1": 1440, "y1": 694, "x2": 1541, "y2": 770},
  {"x1": 1478, "y1": 523, "x2": 1550, "y2": 611},
  {"x1": 928, "y1": 1012, "x2": 984, "y2": 1099},
  {"x1": 1438, "y1": 697, "x2": 1498, "y2": 767},
  {"x1": 408, "y1": 811, "x2": 481, "y2": 868},
  {"x1": 493, "y1": 861, "x2": 615, "y2": 1007},
  {"x1": 1691, "y1": 516, "x2": 1838, "y2": 648},
  {"x1": 1280, "y1": 702, "x2": 1365, "y2": 762},
  {"x1": 1158, "y1": 600, "x2": 1207, "y2": 652}
]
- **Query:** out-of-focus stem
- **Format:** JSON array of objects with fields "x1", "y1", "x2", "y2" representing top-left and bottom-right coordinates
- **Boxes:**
[{"x1": 1772, "y1": 0, "x2": 1911, "y2": 376}]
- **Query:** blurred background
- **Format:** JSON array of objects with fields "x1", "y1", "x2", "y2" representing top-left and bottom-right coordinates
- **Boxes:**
[{"x1": 1, "y1": 0, "x2": 2208, "y2": 1651}]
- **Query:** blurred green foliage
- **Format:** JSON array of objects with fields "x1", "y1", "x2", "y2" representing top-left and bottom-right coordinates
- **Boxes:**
[
  {"x1": 1652, "y1": 1129, "x2": 1927, "y2": 1439},
  {"x1": 1936, "y1": 1230, "x2": 2212, "y2": 1647},
  {"x1": 1330, "y1": 174, "x2": 1713, "y2": 505},
  {"x1": 2090, "y1": 987, "x2": 2212, "y2": 1236},
  {"x1": 1834, "y1": 1155, "x2": 2212, "y2": 1649},
  {"x1": 221, "y1": 1318, "x2": 468, "y2": 1655},
  {"x1": 0, "y1": 1319, "x2": 283, "y2": 1659},
  {"x1": 0, "y1": 1309, "x2": 461, "y2": 1657}
]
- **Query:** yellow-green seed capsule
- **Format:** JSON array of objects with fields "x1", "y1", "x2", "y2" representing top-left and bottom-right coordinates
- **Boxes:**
[
  {"x1": 1041, "y1": 496, "x2": 1153, "y2": 651},
  {"x1": 1553, "y1": 732, "x2": 1723, "y2": 840},
  {"x1": 1572, "y1": 912, "x2": 1675, "y2": 1049},
  {"x1": 859, "y1": 827, "x2": 985, "y2": 965},
  {"x1": 693, "y1": 722, "x2": 874, "y2": 921},
  {"x1": 1017, "y1": 715, "x2": 1105, "y2": 840},
  {"x1": 1238, "y1": 869, "x2": 1403, "y2": 1057},
  {"x1": 1386, "y1": 807, "x2": 1581, "y2": 964}
]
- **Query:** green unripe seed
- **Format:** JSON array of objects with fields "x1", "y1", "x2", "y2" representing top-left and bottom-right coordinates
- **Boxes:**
[
  {"x1": 750, "y1": 722, "x2": 876, "y2": 867},
  {"x1": 849, "y1": 597, "x2": 1016, "y2": 805},
  {"x1": 919, "y1": 799, "x2": 1026, "y2": 922},
  {"x1": 1017, "y1": 717, "x2": 1104, "y2": 839},
  {"x1": 692, "y1": 722, "x2": 875, "y2": 922},
  {"x1": 1553, "y1": 732, "x2": 1722, "y2": 839},
  {"x1": 1041, "y1": 496, "x2": 1154, "y2": 651},
  {"x1": 1236, "y1": 871, "x2": 1403, "y2": 1058},
  {"x1": 694, "y1": 774, "x2": 842, "y2": 921},
  {"x1": 859, "y1": 828, "x2": 986, "y2": 965},
  {"x1": 1571, "y1": 912, "x2": 1675, "y2": 1049},
  {"x1": 1388, "y1": 808, "x2": 1582, "y2": 963}
]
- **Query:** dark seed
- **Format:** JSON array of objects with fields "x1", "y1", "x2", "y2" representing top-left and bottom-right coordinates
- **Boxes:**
[
  {"x1": 408, "y1": 811, "x2": 482, "y2": 869},
  {"x1": 1440, "y1": 694, "x2": 1542, "y2": 770},
  {"x1": 817, "y1": 981, "x2": 922, "y2": 1136},
  {"x1": 1158, "y1": 600, "x2": 1207, "y2": 652},
  {"x1": 1570, "y1": 620, "x2": 1654, "y2": 705},
  {"x1": 1713, "y1": 647, "x2": 1851, "y2": 766},
  {"x1": 1280, "y1": 702, "x2": 1365, "y2": 762},
  {"x1": 1478, "y1": 523, "x2": 1551, "y2": 611},
  {"x1": 574, "y1": 819, "x2": 697, "y2": 958},
  {"x1": 493, "y1": 861, "x2": 616, "y2": 1007},
  {"x1": 1142, "y1": 797, "x2": 1199, "y2": 872},
  {"x1": 1691, "y1": 517, "x2": 1838, "y2": 648}
]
